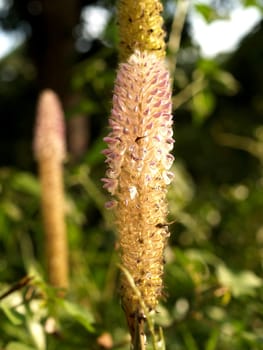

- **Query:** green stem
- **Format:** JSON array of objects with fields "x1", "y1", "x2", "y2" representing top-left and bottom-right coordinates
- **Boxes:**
[
  {"x1": 172, "y1": 76, "x2": 207, "y2": 111},
  {"x1": 119, "y1": 265, "x2": 161, "y2": 350},
  {"x1": 167, "y1": 0, "x2": 191, "y2": 82}
]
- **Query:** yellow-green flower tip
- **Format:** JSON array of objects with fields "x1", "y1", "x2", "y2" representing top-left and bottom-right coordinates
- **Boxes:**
[{"x1": 118, "y1": 0, "x2": 166, "y2": 61}]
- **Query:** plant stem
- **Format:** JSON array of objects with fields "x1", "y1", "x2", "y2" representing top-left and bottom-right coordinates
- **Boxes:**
[
  {"x1": 172, "y1": 76, "x2": 207, "y2": 111},
  {"x1": 39, "y1": 160, "x2": 68, "y2": 290},
  {"x1": 119, "y1": 265, "x2": 161, "y2": 350},
  {"x1": 167, "y1": 0, "x2": 191, "y2": 83}
]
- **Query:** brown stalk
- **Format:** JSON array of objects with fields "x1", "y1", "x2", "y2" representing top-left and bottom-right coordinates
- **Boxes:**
[{"x1": 33, "y1": 89, "x2": 69, "y2": 291}]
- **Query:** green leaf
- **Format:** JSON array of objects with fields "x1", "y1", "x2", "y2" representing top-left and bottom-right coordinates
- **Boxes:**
[
  {"x1": 6, "y1": 342, "x2": 36, "y2": 350},
  {"x1": 205, "y1": 328, "x2": 220, "y2": 350},
  {"x1": 213, "y1": 70, "x2": 240, "y2": 95},
  {"x1": 167, "y1": 162, "x2": 194, "y2": 212},
  {"x1": 192, "y1": 90, "x2": 215, "y2": 124},
  {"x1": 12, "y1": 173, "x2": 40, "y2": 197},
  {"x1": 243, "y1": 0, "x2": 263, "y2": 11},
  {"x1": 154, "y1": 304, "x2": 173, "y2": 327},
  {"x1": 27, "y1": 319, "x2": 46, "y2": 350},
  {"x1": 198, "y1": 58, "x2": 218, "y2": 75},
  {"x1": 194, "y1": 4, "x2": 228, "y2": 23},
  {"x1": 59, "y1": 300, "x2": 95, "y2": 332},
  {"x1": 0, "y1": 303, "x2": 24, "y2": 326},
  {"x1": 1, "y1": 200, "x2": 22, "y2": 221},
  {"x1": 198, "y1": 59, "x2": 239, "y2": 95},
  {"x1": 217, "y1": 264, "x2": 262, "y2": 297},
  {"x1": 181, "y1": 324, "x2": 199, "y2": 350},
  {"x1": 243, "y1": 0, "x2": 255, "y2": 5},
  {"x1": 84, "y1": 137, "x2": 105, "y2": 167}
]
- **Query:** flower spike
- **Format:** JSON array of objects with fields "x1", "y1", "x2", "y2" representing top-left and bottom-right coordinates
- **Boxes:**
[{"x1": 103, "y1": 51, "x2": 174, "y2": 338}]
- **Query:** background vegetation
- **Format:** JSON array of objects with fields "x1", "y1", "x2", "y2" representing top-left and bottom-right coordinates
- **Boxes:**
[{"x1": 0, "y1": 0, "x2": 263, "y2": 349}]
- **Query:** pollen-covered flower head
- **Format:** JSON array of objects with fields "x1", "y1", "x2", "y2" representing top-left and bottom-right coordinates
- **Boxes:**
[
  {"x1": 118, "y1": 0, "x2": 166, "y2": 61},
  {"x1": 33, "y1": 89, "x2": 66, "y2": 162}
]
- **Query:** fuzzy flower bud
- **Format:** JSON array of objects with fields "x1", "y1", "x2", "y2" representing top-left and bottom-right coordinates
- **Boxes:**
[
  {"x1": 102, "y1": 50, "x2": 174, "y2": 335},
  {"x1": 118, "y1": 0, "x2": 166, "y2": 61},
  {"x1": 33, "y1": 89, "x2": 68, "y2": 290},
  {"x1": 34, "y1": 90, "x2": 66, "y2": 162}
]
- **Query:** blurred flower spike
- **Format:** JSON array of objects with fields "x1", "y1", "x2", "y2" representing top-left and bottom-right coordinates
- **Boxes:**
[
  {"x1": 33, "y1": 89, "x2": 66, "y2": 163},
  {"x1": 33, "y1": 89, "x2": 68, "y2": 290}
]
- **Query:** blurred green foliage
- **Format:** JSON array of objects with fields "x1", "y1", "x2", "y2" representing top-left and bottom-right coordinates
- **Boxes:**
[{"x1": 0, "y1": 0, "x2": 263, "y2": 349}]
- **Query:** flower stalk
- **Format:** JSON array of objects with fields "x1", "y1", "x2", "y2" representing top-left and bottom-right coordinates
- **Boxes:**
[
  {"x1": 103, "y1": 0, "x2": 174, "y2": 345},
  {"x1": 33, "y1": 89, "x2": 69, "y2": 291}
]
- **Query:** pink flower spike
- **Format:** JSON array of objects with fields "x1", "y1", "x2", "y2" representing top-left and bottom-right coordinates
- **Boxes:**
[
  {"x1": 103, "y1": 137, "x2": 120, "y2": 144},
  {"x1": 105, "y1": 200, "x2": 117, "y2": 209},
  {"x1": 102, "y1": 51, "x2": 175, "y2": 332},
  {"x1": 33, "y1": 89, "x2": 66, "y2": 162}
]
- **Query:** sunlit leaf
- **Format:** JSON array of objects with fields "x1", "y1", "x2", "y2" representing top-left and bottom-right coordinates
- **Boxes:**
[
  {"x1": 192, "y1": 89, "x2": 215, "y2": 124},
  {"x1": 213, "y1": 70, "x2": 240, "y2": 95},
  {"x1": 154, "y1": 304, "x2": 173, "y2": 327},
  {"x1": 243, "y1": 0, "x2": 256, "y2": 5},
  {"x1": 205, "y1": 328, "x2": 220, "y2": 350},
  {"x1": 59, "y1": 300, "x2": 95, "y2": 332},
  {"x1": 198, "y1": 58, "x2": 218, "y2": 74},
  {"x1": 217, "y1": 264, "x2": 262, "y2": 297},
  {"x1": 0, "y1": 303, "x2": 24, "y2": 326},
  {"x1": 6, "y1": 342, "x2": 36, "y2": 350},
  {"x1": 11, "y1": 173, "x2": 40, "y2": 197},
  {"x1": 198, "y1": 59, "x2": 239, "y2": 95},
  {"x1": 243, "y1": 0, "x2": 263, "y2": 11},
  {"x1": 194, "y1": 4, "x2": 228, "y2": 23},
  {"x1": 1, "y1": 200, "x2": 22, "y2": 221},
  {"x1": 181, "y1": 324, "x2": 199, "y2": 350},
  {"x1": 167, "y1": 162, "x2": 194, "y2": 213},
  {"x1": 27, "y1": 319, "x2": 46, "y2": 350}
]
